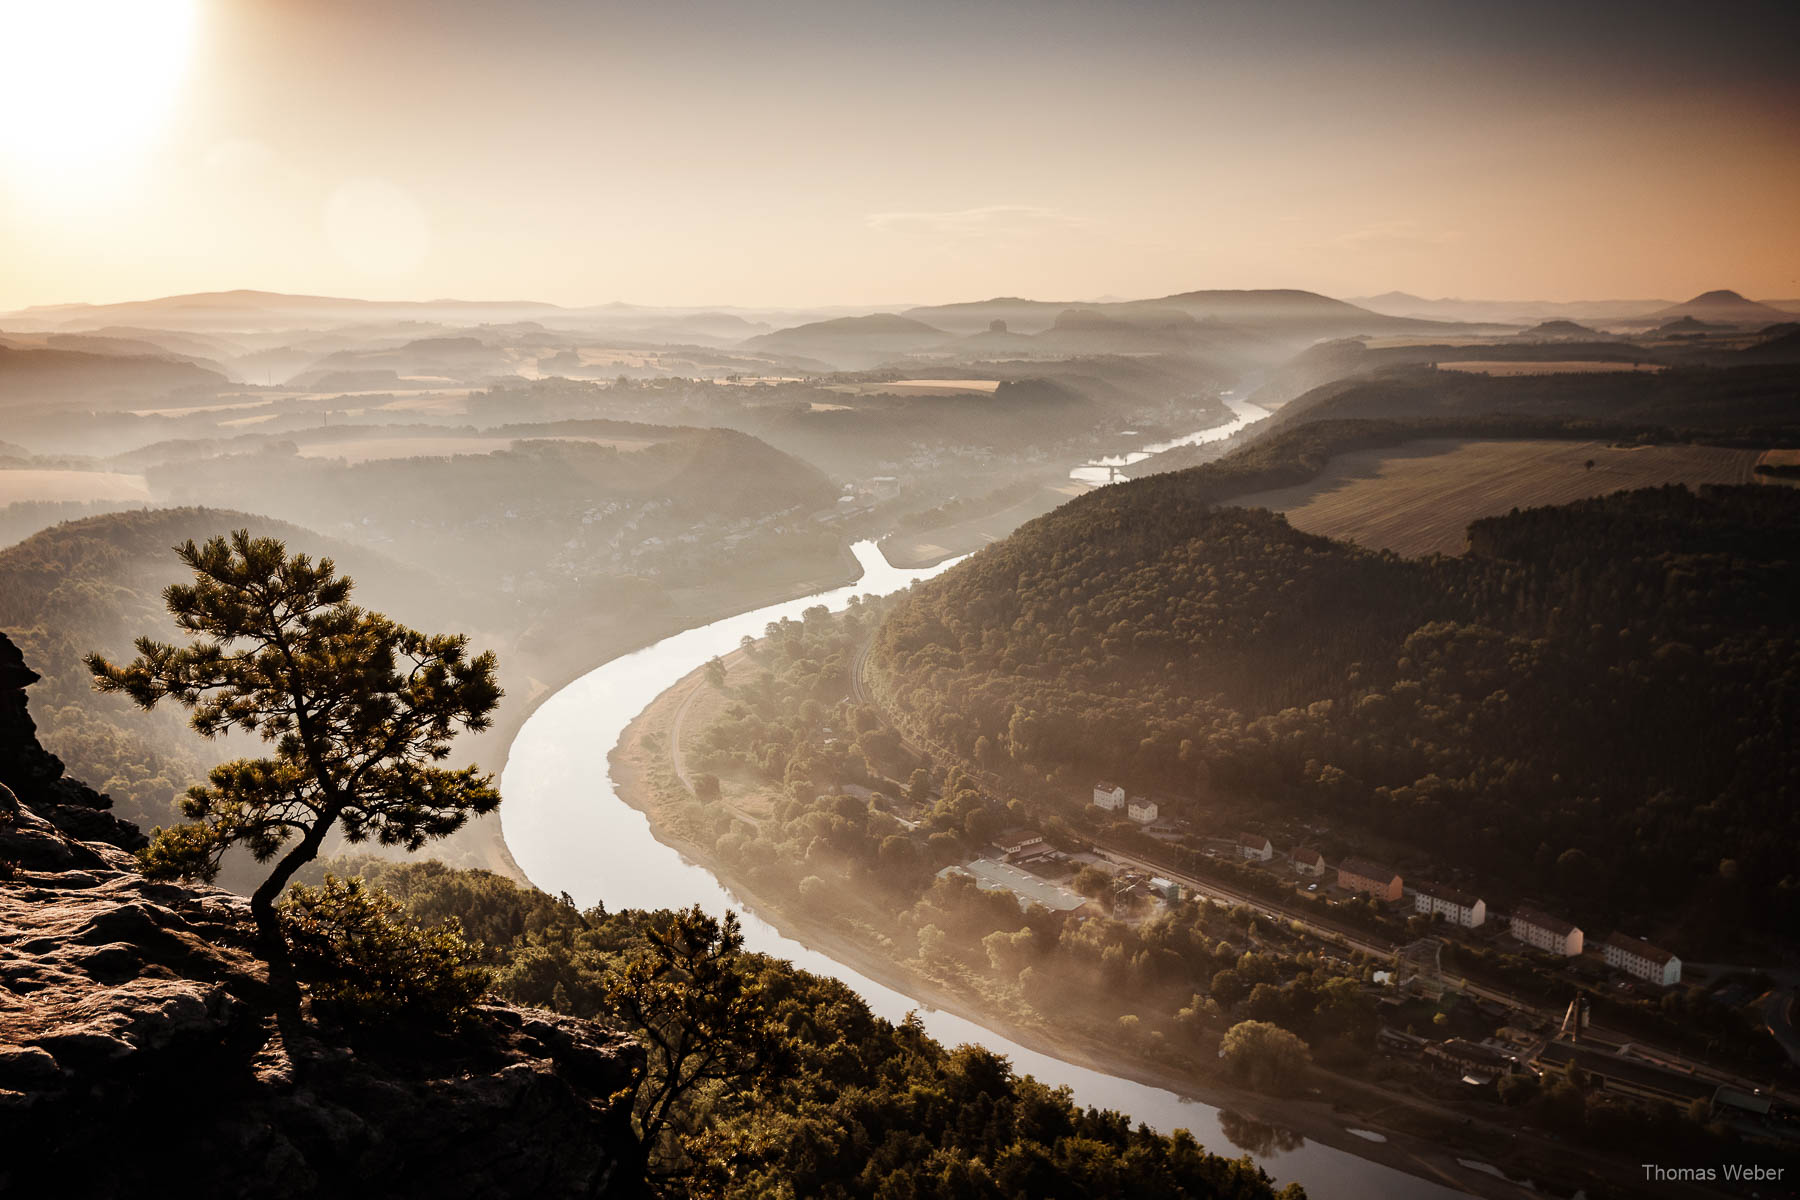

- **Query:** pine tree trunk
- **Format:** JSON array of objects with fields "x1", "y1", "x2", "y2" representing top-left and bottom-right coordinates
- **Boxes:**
[{"x1": 250, "y1": 821, "x2": 333, "y2": 1060}]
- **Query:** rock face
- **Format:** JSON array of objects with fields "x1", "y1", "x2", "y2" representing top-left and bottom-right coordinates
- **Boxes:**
[
  {"x1": 0, "y1": 632, "x2": 145, "y2": 852},
  {"x1": 0, "y1": 633, "x2": 646, "y2": 1198}
]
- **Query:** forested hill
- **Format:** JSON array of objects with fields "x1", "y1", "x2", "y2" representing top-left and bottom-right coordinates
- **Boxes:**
[
  {"x1": 871, "y1": 482, "x2": 1800, "y2": 949},
  {"x1": 0, "y1": 508, "x2": 445, "y2": 832},
  {"x1": 1135, "y1": 362, "x2": 1800, "y2": 478}
]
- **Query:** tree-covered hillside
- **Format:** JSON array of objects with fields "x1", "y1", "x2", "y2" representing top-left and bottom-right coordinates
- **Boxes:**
[
  {"x1": 327, "y1": 859, "x2": 1302, "y2": 1200},
  {"x1": 0, "y1": 508, "x2": 445, "y2": 830},
  {"x1": 871, "y1": 482, "x2": 1800, "y2": 947}
]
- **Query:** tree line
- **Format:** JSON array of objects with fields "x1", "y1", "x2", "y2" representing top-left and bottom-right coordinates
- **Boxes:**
[{"x1": 872, "y1": 483, "x2": 1800, "y2": 952}]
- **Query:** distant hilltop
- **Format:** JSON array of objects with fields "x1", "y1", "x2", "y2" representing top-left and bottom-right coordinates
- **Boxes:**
[
  {"x1": 1351, "y1": 289, "x2": 1800, "y2": 328},
  {"x1": 1637, "y1": 289, "x2": 1795, "y2": 327}
]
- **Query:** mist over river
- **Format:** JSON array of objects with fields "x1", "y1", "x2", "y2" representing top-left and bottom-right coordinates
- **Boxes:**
[{"x1": 501, "y1": 409, "x2": 1473, "y2": 1199}]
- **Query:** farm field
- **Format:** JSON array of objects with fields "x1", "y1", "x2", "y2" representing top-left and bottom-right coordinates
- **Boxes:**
[
  {"x1": 1435, "y1": 360, "x2": 1664, "y2": 376},
  {"x1": 1225, "y1": 438, "x2": 1761, "y2": 556},
  {"x1": 0, "y1": 469, "x2": 151, "y2": 503},
  {"x1": 826, "y1": 379, "x2": 1001, "y2": 397}
]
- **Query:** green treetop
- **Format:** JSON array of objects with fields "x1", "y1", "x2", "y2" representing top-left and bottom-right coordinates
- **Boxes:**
[{"x1": 86, "y1": 530, "x2": 502, "y2": 979}]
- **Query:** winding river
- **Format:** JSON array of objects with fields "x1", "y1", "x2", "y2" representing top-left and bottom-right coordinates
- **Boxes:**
[
  {"x1": 501, "y1": 408, "x2": 1475, "y2": 1198},
  {"x1": 1070, "y1": 392, "x2": 1270, "y2": 486}
]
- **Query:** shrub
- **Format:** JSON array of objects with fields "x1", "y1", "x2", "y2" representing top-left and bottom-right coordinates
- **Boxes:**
[{"x1": 282, "y1": 875, "x2": 491, "y2": 1026}]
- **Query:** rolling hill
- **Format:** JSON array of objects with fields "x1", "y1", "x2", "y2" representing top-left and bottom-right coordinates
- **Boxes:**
[
  {"x1": 1634, "y1": 289, "x2": 1792, "y2": 328},
  {"x1": 742, "y1": 313, "x2": 953, "y2": 369},
  {"x1": 0, "y1": 345, "x2": 227, "y2": 410}
]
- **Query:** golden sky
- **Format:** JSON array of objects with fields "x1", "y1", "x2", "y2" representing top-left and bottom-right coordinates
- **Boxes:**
[{"x1": 3, "y1": 0, "x2": 1797, "y2": 310}]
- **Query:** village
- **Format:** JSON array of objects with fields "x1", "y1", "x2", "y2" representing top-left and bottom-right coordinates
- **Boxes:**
[{"x1": 912, "y1": 774, "x2": 1800, "y2": 1146}]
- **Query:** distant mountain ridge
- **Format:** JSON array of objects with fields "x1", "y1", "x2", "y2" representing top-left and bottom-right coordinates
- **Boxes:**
[{"x1": 1353, "y1": 289, "x2": 1800, "y2": 328}]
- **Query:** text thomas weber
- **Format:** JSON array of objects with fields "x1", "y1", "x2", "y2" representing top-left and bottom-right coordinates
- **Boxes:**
[{"x1": 1642, "y1": 1163, "x2": 1784, "y2": 1185}]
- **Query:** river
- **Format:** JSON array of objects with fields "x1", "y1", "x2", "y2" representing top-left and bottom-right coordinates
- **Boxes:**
[
  {"x1": 501, "y1": 410, "x2": 1476, "y2": 1198},
  {"x1": 1069, "y1": 392, "x2": 1270, "y2": 486}
]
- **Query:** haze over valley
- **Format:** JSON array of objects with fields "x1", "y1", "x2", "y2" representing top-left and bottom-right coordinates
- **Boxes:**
[{"x1": 4, "y1": 2, "x2": 1799, "y2": 1199}]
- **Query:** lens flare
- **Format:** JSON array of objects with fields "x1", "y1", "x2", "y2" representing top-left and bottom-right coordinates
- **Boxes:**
[{"x1": 0, "y1": 0, "x2": 200, "y2": 166}]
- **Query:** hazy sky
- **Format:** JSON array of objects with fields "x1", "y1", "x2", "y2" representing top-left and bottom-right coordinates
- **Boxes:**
[{"x1": 3, "y1": 0, "x2": 1797, "y2": 310}]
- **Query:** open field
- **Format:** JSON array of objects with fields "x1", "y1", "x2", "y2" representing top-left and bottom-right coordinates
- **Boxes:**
[
  {"x1": 128, "y1": 398, "x2": 274, "y2": 418},
  {"x1": 1759, "y1": 448, "x2": 1800, "y2": 487},
  {"x1": 826, "y1": 378, "x2": 1001, "y2": 397},
  {"x1": 0, "y1": 469, "x2": 151, "y2": 503},
  {"x1": 1226, "y1": 439, "x2": 1761, "y2": 556},
  {"x1": 371, "y1": 390, "x2": 475, "y2": 415},
  {"x1": 882, "y1": 480, "x2": 1088, "y2": 568},
  {"x1": 1435, "y1": 361, "x2": 1664, "y2": 376}
]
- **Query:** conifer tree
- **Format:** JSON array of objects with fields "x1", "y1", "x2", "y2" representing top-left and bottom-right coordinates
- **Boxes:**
[{"x1": 86, "y1": 530, "x2": 502, "y2": 982}]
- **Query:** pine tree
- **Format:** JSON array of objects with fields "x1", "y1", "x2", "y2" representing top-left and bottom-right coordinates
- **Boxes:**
[{"x1": 86, "y1": 530, "x2": 501, "y2": 990}]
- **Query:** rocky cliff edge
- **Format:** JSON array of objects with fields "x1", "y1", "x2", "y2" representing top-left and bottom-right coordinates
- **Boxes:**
[{"x1": 0, "y1": 631, "x2": 645, "y2": 1198}]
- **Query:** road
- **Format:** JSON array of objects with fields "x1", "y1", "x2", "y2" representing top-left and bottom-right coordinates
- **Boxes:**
[{"x1": 668, "y1": 674, "x2": 704, "y2": 792}]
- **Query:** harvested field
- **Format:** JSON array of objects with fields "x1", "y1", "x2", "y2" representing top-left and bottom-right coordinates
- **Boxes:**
[
  {"x1": 882, "y1": 378, "x2": 1001, "y2": 393},
  {"x1": 1757, "y1": 449, "x2": 1800, "y2": 486},
  {"x1": 372, "y1": 391, "x2": 474, "y2": 415},
  {"x1": 827, "y1": 379, "x2": 1001, "y2": 397},
  {"x1": 0, "y1": 469, "x2": 151, "y2": 503},
  {"x1": 1226, "y1": 439, "x2": 1760, "y2": 556},
  {"x1": 1435, "y1": 361, "x2": 1663, "y2": 376}
]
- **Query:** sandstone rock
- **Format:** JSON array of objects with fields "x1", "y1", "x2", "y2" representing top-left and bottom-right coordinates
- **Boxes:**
[
  {"x1": 0, "y1": 632, "x2": 145, "y2": 854},
  {"x1": 0, "y1": 634, "x2": 646, "y2": 1198}
]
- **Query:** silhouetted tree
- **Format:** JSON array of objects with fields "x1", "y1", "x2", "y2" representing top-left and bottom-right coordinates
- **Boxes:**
[{"x1": 86, "y1": 530, "x2": 501, "y2": 986}]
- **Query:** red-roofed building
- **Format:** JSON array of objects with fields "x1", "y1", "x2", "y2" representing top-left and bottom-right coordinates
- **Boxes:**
[{"x1": 1338, "y1": 858, "x2": 1403, "y2": 902}]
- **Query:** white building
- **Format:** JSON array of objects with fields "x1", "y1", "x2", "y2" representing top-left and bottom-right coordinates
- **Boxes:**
[
  {"x1": 1602, "y1": 932, "x2": 1681, "y2": 987},
  {"x1": 1510, "y1": 908, "x2": 1583, "y2": 957},
  {"x1": 1413, "y1": 882, "x2": 1487, "y2": 929},
  {"x1": 994, "y1": 828, "x2": 1047, "y2": 861},
  {"x1": 1127, "y1": 797, "x2": 1159, "y2": 824},
  {"x1": 1291, "y1": 846, "x2": 1326, "y2": 877},
  {"x1": 1237, "y1": 833, "x2": 1273, "y2": 862},
  {"x1": 1093, "y1": 781, "x2": 1126, "y2": 811}
]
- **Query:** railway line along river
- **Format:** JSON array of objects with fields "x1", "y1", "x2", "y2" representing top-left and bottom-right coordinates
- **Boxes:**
[{"x1": 500, "y1": 406, "x2": 1483, "y2": 1198}]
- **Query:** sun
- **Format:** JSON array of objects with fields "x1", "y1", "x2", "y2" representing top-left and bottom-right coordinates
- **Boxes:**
[{"x1": 0, "y1": 0, "x2": 199, "y2": 167}]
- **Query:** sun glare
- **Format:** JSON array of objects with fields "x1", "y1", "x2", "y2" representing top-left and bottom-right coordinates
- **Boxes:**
[{"x1": 0, "y1": 0, "x2": 199, "y2": 167}]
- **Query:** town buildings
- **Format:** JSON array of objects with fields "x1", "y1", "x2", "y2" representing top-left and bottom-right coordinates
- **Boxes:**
[
  {"x1": 1534, "y1": 1042, "x2": 1714, "y2": 1107},
  {"x1": 1424, "y1": 1038, "x2": 1517, "y2": 1083},
  {"x1": 1092, "y1": 781, "x2": 1125, "y2": 811},
  {"x1": 1510, "y1": 908, "x2": 1584, "y2": 957},
  {"x1": 1290, "y1": 846, "x2": 1326, "y2": 877},
  {"x1": 1602, "y1": 932, "x2": 1682, "y2": 986},
  {"x1": 1237, "y1": 833, "x2": 1273, "y2": 861},
  {"x1": 1337, "y1": 857, "x2": 1404, "y2": 902},
  {"x1": 1127, "y1": 797, "x2": 1159, "y2": 824},
  {"x1": 993, "y1": 828, "x2": 1048, "y2": 862},
  {"x1": 1413, "y1": 881, "x2": 1487, "y2": 929}
]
